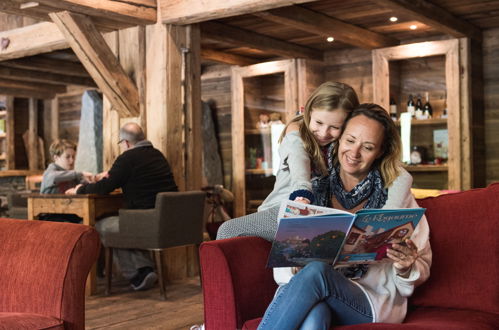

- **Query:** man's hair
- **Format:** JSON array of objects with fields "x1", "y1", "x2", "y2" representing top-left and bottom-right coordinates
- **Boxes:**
[
  {"x1": 119, "y1": 122, "x2": 145, "y2": 145},
  {"x1": 49, "y1": 139, "x2": 77, "y2": 158}
]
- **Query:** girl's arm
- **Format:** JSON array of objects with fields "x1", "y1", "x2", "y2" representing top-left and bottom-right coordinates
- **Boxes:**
[{"x1": 280, "y1": 131, "x2": 315, "y2": 203}]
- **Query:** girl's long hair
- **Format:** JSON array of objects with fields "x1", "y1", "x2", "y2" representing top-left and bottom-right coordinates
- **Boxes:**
[
  {"x1": 280, "y1": 82, "x2": 359, "y2": 176},
  {"x1": 337, "y1": 103, "x2": 402, "y2": 188}
]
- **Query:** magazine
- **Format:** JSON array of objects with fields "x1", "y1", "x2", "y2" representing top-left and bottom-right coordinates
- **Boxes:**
[{"x1": 266, "y1": 201, "x2": 425, "y2": 268}]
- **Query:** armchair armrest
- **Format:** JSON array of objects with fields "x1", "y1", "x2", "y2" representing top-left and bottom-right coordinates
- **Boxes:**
[{"x1": 200, "y1": 237, "x2": 277, "y2": 330}]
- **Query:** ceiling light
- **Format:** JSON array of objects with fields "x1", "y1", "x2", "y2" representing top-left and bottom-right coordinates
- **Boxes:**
[
  {"x1": 389, "y1": 17, "x2": 398, "y2": 22},
  {"x1": 410, "y1": 25, "x2": 417, "y2": 30},
  {"x1": 327, "y1": 37, "x2": 335, "y2": 42}
]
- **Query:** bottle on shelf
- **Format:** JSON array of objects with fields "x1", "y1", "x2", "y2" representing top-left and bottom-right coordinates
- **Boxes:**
[
  {"x1": 423, "y1": 92, "x2": 433, "y2": 119},
  {"x1": 415, "y1": 94, "x2": 424, "y2": 119},
  {"x1": 407, "y1": 94, "x2": 415, "y2": 117},
  {"x1": 441, "y1": 96, "x2": 448, "y2": 119},
  {"x1": 389, "y1": 96, "x2": 398, "y2": 121}
]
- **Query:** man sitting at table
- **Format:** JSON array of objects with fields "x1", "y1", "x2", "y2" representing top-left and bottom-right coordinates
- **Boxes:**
[
  {"x1": 66, "y1": 122, "x2": 178, "y2": 291},
  {"x1": 39, "y1": 139, "x2": 95, "y2": 223}
]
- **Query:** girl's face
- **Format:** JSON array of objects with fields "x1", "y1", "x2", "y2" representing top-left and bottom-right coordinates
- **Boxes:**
[
  {"x1": 338, "y1": 115, "x2": 384, "y2": 180},
  {"x1": 54, "y1": 148, "x2": 76, "y2": 170},
  {"x1": 309, "y1": 108, "x2": 348, "y2": 146}
]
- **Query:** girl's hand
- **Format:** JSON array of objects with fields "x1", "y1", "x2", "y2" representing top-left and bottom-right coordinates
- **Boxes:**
[
  {"x1": 294, "y1": 197, "x2": 311, "y2": 204},
  {"x1": 387, "y1": 239, "x2": 418, "y2": 277}
]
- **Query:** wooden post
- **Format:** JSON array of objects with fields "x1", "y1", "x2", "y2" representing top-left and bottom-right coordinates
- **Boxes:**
[
  {"x1": 5, "y1": 96, "x2": 15, "y2": 170},
  {"x1": 28, "y1": 98, "x2": 39, "y2": 171},
  {"x1": 145, "y1": 22, "x2": 202, "y2": 281},
  {"x1": 146, "y1": 23, "x2": 202, "y2": 191}
]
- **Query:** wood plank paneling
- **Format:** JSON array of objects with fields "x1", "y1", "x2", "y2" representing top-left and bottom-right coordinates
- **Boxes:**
[{"x1": 483, "y1": 28, "x2": 499, "y2": 184}]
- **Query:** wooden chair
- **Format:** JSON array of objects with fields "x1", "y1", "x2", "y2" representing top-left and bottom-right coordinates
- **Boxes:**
[{"x1": 102, "y1": 191, "x2": 206, "y2": 299}]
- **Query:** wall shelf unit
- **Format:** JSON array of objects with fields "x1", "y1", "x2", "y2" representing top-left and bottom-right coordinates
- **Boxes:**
[{"x1": 373, "y1": 38, "x2": 481, "y2": 190}]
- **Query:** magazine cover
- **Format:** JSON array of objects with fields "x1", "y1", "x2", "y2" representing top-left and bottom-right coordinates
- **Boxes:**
[
  {"x1": 336, "y1": 208, "x2": 426, "y2": 265},
  {"x1": 266, "y1": 214, "x2": 355, "y2": 268}
]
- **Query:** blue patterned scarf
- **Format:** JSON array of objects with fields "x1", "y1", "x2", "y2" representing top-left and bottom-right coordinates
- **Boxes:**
[{"x1": 311, "y1": 147, "x2": 388, "y2": 279}]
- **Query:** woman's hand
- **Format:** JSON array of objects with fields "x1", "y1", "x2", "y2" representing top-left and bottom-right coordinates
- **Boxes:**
[
  {"x1": 387, "y1": 239, "x2": 418, "y2": 277},
  {"x1": 294, "y1": 197, "x2": 311, "y2": 204}
]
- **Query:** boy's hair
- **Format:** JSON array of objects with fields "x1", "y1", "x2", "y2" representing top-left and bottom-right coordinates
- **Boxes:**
[
  {"x1": 337, "y1": 103, "x2": 402, "y2": 188},
  {"x1": 49, "y1": 139, "x2": 77, "y2": 159},
  {"x1": 281, "y1": 82, "x2": 360, "y2": 176}
]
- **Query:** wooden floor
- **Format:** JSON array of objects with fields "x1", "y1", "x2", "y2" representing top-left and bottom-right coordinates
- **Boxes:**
[{"x1": 85, "y1": 277, "x2": 204, "y2": 330}]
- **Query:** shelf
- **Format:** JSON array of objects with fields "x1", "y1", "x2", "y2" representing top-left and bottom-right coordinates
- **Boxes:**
[
  {"x1": 246, "y1": 168, "x2": 273, "y2": 175},
  {"x1": 245, "y1": 128, "x2": 271, "y2": 135},
  {"x1": 248, "y1": 199, "x2": 264, "y2": 207},
  {"x1": 395, "y1": 118, "x2": 447, "y2": 126},
  {"x1": 404, "y1": 164, "x2": 448, "y2": 172}
]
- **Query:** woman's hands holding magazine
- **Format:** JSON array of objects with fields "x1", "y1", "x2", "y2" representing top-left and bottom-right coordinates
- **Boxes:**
[{"x1": 388, "y1": 239, "x2": 419, "y2": 278}]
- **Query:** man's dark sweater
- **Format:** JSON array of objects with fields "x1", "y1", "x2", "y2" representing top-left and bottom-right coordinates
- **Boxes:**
[{"x1": 77, "y1": 140, "x2": 178, "y2": 209}]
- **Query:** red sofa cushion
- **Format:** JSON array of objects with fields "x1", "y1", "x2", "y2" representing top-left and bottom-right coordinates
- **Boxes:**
[
  {"x1": 412, "y1": 183, "x2": 499, "y2": 315},
  {"x1": 0, "y1": 312, "x2": 63, "y2": 330},
  {"x1": 243, "y1": 307, "x2": 499, "y2": 330}
]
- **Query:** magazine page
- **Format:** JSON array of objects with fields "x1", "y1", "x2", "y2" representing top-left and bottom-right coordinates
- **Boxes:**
[
  {"x1": 277, "y1": 200, "x2": 352, "y2": 221},
  {"x1": 267, "y1": 212, "x2": 355, "y2": 268},
  {"x1": 336, "y1": 208, "x2": 426, "y2": 265}
]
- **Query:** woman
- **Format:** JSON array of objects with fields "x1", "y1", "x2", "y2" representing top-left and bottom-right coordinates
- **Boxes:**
[{"x1": 259, "y1": 104, "x2": 432, "y2": 329}]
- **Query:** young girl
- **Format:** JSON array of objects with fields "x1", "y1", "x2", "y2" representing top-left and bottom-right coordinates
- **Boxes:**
[
  {"x1": 217, "y1": 82, "x2": 360, "y2": 241},
  {"x1": 258, "y1": 81, "x2": 359, "y2": 211}
]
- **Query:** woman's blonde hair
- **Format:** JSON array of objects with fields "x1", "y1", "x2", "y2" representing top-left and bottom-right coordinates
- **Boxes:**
[
  {"x1": 49, "y1": 139, "x2": 77, "y2": 159},
  {"x1": 281, "y1": 82, "x2": 359, "y2": 176},
  {"x1": 338, "y1": 103, "x2": 402, "y2": 188}
]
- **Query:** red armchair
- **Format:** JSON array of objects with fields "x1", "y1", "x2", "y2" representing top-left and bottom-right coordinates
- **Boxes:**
[
  {"x1": 0, "y1": 218, "x2": 100, "y2": 330},
  {"x1": 200, "y1": 183, "x2": 499, "y2": 329}
]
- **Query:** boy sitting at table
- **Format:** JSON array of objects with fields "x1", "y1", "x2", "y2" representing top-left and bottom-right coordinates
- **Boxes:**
[{"x1": 39, "y1": 139, "x2": 95, "y2": 223}]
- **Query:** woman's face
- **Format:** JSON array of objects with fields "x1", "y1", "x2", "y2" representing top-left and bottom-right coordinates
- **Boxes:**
[
  {"x1": 309, "y1": 108, "x2": 348, "y2": 146},
  {"x1": 338, "y1": 115, "x2": 384, "y2": 180},
  {"x1": 54, "y1": 148, "x2": 76, "y2": 170}
]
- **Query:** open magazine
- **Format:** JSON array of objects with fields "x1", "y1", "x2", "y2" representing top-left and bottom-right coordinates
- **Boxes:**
[{"x1": 266, "y1": 200, "x2": 425, "y2": 268}]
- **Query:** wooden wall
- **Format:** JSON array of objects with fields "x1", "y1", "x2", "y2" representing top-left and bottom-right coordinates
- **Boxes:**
[
  {"x1": 201, "y1": 65, "x2": 232, "y2": 190},
  {"x1": 58, "y1": 88, "x2": 85, "y2": 143},
  {"x1": 483, "y1": 28, "x2": 499, "y2": 184}
]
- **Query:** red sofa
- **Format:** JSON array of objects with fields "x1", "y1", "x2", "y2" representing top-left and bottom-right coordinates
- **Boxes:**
[
  {"x1": 0, "y1": 218, "x2": 100, "y2": 330},
  {"x1": 200, "y1": 183, "x2": 499, "y2": 329}
]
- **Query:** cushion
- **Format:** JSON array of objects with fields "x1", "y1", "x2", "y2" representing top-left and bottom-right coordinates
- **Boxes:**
[
  {"x1": 243, "y1": 307, "x2": 499, "y2": 330},
  {"x1": 412, "y1": 183, "x2": 499, "y2": 315},
  {"x1": 0, "y1": 312, "x2": 63, "y2": 330}
]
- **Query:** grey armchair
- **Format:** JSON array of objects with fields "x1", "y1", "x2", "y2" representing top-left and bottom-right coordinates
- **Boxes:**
[{"x1": 102, "y1": 191, "x2": 206, "y2": 299}]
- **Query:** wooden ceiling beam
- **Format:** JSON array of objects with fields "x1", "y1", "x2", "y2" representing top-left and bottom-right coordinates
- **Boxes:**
[
  {"x1": 254, "y1": 5, "x2": 399, "y2": 49},
  {"x1": 0, "y1": 77, "x2": 66, "y2": 98},
  {"x1": 201, "y1": 21, "x2": 322, "y2": 61},
  {"x1": 0, "y1": 65, "x2": 97, "y2": 87},
  {"x1": 376, "y1": 0, "x2": 482, "y2": 41},
  {"x1": 50, "y1": 11, "x2": 140, "y2": 118},
  {"x1": 36, "y1": 0, "x2": 157, "y2": 25},
  {"x1": 2, "y1": 57, "x2": 90, "y2": 78},
  {"x1": 0, "y1": 22, "x2": 68, "y2": 61},
  {"x1": 201, "y1": 48, "x2": 257, "y2": 66},
  {"x1": 159, "y1": 0, "x2": 317, "y2": 25}
]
